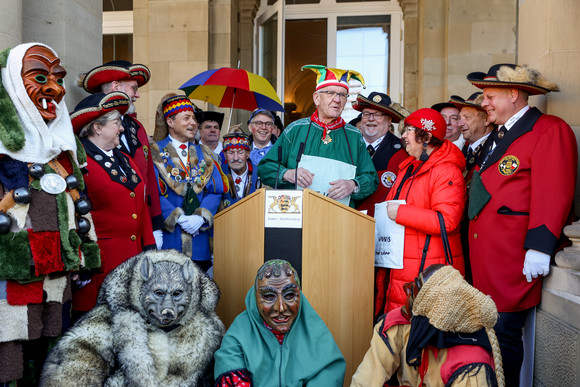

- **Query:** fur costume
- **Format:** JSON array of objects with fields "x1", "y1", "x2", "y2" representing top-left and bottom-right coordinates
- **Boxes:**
[
  {"x1": 40, "y1": 249, "x2": 225, "y2": 386},
  {"x1": 0, "y1": 43, "x2": 99, "y2": 383}
]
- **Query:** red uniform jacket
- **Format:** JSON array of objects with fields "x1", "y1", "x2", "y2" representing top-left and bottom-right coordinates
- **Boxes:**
[
  {"x1": 357, "y1": 132, "x2": 408, "y2": 217},
  {"x1": 384, "y1": 141, "x2": 466, "y2": 312},
  {"x1": 120, "y1": 114, "x2": 164, "y2": 230},
  {"x1": 469, "y1": 107, "x2": 577, "y2": 312},
  {"x1": 73, "y1": 140, "x2": 155, "y2": 311}
]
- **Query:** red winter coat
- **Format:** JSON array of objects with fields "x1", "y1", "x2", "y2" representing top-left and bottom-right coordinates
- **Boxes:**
[{"x1": 384, "y1": 140, "x2": 466, "y2": 312}]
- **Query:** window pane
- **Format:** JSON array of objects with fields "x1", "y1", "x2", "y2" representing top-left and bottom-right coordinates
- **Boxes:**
[
  {"x1": 337, "y1": 15, "x2": 390, "y2": 122},
  {"x1": 260, "y1": 14, "x2": 278, "y2": 91},
  {"x1": 284, "y1": 19, "x2": 327, "y2": 123},
  {"x1": 103, "y1": 34, "x2": 133, "y2": 62}
]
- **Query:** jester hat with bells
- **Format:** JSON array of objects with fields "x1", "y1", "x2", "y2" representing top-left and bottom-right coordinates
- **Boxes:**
[{"x1": 301, "y1": 65, "x2": 365, "y2": 91}]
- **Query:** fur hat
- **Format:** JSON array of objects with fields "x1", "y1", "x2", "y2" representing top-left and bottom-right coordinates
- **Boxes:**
[
  {"x1": 450, "y1": 92, "x2": 484, "y2": 111},
  {"x1": 467, "y1": 63, "x2": 559, "y2": 95},
  {"x1": 353, "y1": 92, "x2": 409, "y2": 123},
  {"x1": 301, "y1": 64, "x2": 364, "y2": 92},
  {"x1": 79, "y1": 60, "x2": 151, "y2": 94},
  {"x1": 404, "y1": 108, "x2": 447, "y2": 140},
  {"x1": 413, "y1": 265, "x2": 504, "y2": 387},
  {"x1": 70, "y1": 92, "x2": 130, "y2": 134},
  {"x1": 198, "y1": 111, "x2": 225, "y2": 128}
]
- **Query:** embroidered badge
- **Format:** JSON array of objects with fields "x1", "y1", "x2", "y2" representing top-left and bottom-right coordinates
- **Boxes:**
[
  {"x1": 372, "y1": 95, "x2": 382, "y2": 103},
  {"x1": 498, "y1": 155, "x2": 519, "y2": 176},
  {"x1": 381, "y1": 171, "x2": 397, "y2": 188}
]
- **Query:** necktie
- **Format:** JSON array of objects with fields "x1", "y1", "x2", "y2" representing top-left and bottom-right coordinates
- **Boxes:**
[
  {"x1": 367, "y1": 144, "x2": 375, "y2": 157},
  {"x1": 179, "y1": 144, "x2": 187, "y2": 157}
]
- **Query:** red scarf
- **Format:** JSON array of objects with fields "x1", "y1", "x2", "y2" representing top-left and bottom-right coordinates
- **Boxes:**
[{"x1": 310, "y1": 110, "x2": 345, "y2": 142}]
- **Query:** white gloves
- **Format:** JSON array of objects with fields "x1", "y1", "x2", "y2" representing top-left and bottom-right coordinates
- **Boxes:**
[
  {"x1": 153, "y1": 230, "x2": 164, "y2": 249},
  {"x1": 178, "y1": 214, "x2": 205, "y2": 237},
  {"x1": 523, "y1": 249, "x2": 551, "y2": 283}
]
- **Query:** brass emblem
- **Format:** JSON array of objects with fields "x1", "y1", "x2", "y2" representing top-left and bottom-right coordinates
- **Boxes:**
[
  {"x1": 322, "y1": 133, "x2": 332, "y2": 145},
  {"x1": 498, "y1": 155, "x2": 519, "y2": 176}
]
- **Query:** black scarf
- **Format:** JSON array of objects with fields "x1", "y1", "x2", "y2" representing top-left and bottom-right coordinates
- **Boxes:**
[{"x1": 406, "y1": 315, "x2": 492, "y2": 367}]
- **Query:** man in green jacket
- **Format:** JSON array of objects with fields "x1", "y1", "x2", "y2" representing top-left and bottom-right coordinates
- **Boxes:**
[
  {"x1": 258, "y1": 65, "x2": 378, "y2": 207},
  {"x1": 214, "y1": 260, "x2": 345, "y2": 386}
]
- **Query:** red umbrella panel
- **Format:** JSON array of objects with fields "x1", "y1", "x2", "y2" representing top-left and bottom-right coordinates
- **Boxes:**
[{"x1": 179, "y1": 67, "x2": 284, "y2": 112}]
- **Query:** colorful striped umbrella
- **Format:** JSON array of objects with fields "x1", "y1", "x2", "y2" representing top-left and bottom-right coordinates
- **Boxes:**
[{"x1": 179, "y1": 67, "x2": 284, "y2": 112}]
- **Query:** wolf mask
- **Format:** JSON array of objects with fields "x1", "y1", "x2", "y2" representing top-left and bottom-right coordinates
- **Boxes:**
[{"x1": 41, "y1": 249, "x2": 225, "y2": 386}]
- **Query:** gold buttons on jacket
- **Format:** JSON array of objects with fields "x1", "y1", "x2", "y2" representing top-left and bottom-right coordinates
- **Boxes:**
[
  {"x1": 130, "y1": 192, "x2": 136, "y2": 198},
  {"x1": 132, "y1": 214, "x2": 138, "y2": 219},
  {"x1": 131, "y1": 235, "x2": 137, "y2": 241},
  {"x1": 473, "y1": 233, "x2": 478, "y2": 239}
]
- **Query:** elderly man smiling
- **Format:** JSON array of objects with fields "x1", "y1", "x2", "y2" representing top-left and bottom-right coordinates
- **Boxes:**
[
  {"x1": 214, "y1": 260, "x2": 345, "y2": 386},
  {"x1": 258, "y1": 65, "x2": 377, "y2": 207}
]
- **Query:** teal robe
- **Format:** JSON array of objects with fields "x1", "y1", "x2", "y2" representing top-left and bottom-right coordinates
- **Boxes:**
[
  {"x1": 257, "y1": 117, "x2": 378, "y2": 207},
  {"x1": 214, "y1": 287, "x2": 346, "y2": 386}
]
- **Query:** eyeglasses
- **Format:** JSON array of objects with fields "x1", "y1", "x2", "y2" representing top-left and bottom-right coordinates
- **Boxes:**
[
  {"x1": 401, "y1": 126, "x2": 416, "y2": 135},
  {"x1": 251, "y1": 120, "x2": 274, "y2": 128},
  {"x1": 362, "y1": 112, "x2": 387, "y2": 119},
  {"x1": 317, "y1": 90, "x2": 349, "y2": 100}
]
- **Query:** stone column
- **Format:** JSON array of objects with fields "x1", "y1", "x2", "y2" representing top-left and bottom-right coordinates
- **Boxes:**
[
  {"x1": 0, "y1": 0, "x2": 22, "y2": 51},
  {"x1": 134, "y1": 0, "x2": 211, "y2": 133},
  {"x1": 518, "y1": 0, "x2": 580, "y2": 384},
  {"x1": 21, "y1": 0, "x2": 102, "y2": 108}
]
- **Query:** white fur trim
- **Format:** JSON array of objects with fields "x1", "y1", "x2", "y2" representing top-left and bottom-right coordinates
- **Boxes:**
[
  {"x1": 0, "y1": 42, "x2": 78, "y2": 163},
  {"x1": 44, "y1": 274, "x2": 68, "y2": 303},
  {"x1": 0, "y1": 299, "x2": 29, "y2": 342},
  {"x1": 7, "y1": 203, "x2": 29, "y2": 229},
  {"x1": 65, "y1": 192, "x2": 76, "y2": 230}
]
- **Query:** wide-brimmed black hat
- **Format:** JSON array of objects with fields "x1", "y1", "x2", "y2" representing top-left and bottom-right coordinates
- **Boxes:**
[
  {"x1": 450, "y1": 92, "x2": 483, "y2": 111},
  {"x1": 467, "y1": 63, "x2": 559, "y2": 95},
  {"x1": 348, "y1": 113, "x2": 362, "y2": 127},
  {"x1": 352, "y1": 92, "x2": 407, "y2": 123},
  {"x1": 431, "y1": 100, "x2": 458, "y2": 113},
  {"x1": 70, "y1": 92, "x2": 130, "y2": 134},
  {"x1": 198, "y1": 111, "x2": 224, "y2": 128}
]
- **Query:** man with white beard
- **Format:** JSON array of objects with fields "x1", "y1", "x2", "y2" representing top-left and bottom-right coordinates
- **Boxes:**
[{"x1": 80, "y1": 61, "x2": 164, "y2": 248}]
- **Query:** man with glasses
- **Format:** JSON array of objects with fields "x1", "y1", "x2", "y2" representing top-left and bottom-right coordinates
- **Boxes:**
[
  {"x1": 258, "y1": 65, "x2": 378, "y2": 207},
  {"x1": 221, "y1": 129, "x2": 261, "y2": 207},
  {"x1": 353, "y1": 92, "x2": 409, "y2": 217},
  {"x1": 248, "y1": 109, "x2": 277, "y2": 165}
]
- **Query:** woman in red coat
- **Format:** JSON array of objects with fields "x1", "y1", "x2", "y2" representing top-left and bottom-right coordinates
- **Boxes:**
[
  {"x1": 383, "y1": 108, "x2": 466, "y2": 312},
  {"x1": 70, "y1": 92, "x2": 155, "y2": 313}
]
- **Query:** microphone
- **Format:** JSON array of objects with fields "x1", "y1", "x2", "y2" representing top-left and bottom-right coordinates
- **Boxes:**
[
  {"x1": 295, "y1": 142, "x2": 305, "y2": 189},
  {"x1": 274, "y1": 146, "x2": 283, "y2": 190}
]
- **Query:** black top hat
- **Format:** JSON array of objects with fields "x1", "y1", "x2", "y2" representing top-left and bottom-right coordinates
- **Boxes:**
[
  {"x1": 198, "y1": 111, "x2": 225, "y2": 128},
  {"x1": 467, "y1": 63, "x2": 559, "y2": 95},
  {"x1": 449, "y1": 92, "x2": 483, "y2": 110},
  {"x1": 352, "y1": 92, "x2": 406, "y2": 123}
]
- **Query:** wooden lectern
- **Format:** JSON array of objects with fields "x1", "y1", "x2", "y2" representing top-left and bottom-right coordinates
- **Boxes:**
[{"x1": 214, "y1": 188, "x2": 375, "y2": 385}]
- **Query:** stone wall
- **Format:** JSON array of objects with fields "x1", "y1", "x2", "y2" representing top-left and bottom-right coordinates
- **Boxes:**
[{"x1": 0, "y1": 1, "x2": 102, "y2": 109}]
